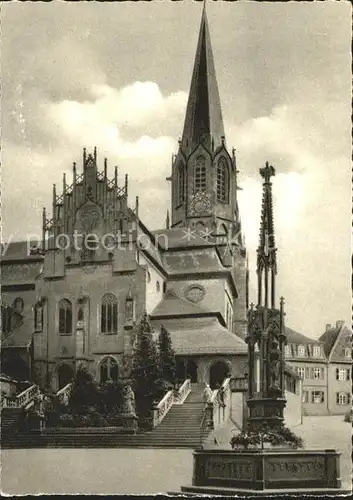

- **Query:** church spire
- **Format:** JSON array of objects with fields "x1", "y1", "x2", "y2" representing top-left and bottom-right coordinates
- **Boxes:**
[
  {"x1": 181, "y1": 4, "x2": 225, "y2": 154},
  {"x1": 256, "y1": 162, "x2": 277, "y2": 309}
]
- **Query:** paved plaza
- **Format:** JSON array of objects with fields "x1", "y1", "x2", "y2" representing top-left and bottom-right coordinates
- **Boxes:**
[{"x1": 1, "y1": 416, "x2": 351, "y2": 495}]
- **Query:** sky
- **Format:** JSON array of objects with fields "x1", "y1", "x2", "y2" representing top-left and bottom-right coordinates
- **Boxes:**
[{"x1": 2, "y1": 0, "x2": 351, "y2": 338}]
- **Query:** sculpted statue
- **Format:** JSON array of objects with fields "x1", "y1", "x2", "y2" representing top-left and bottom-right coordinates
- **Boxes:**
[
  {"x1": 123, "y1": 384, "x2": 136, "y2": 415},
  {"x1": 267, "y1": 336, "x2": 282, "y2": 398}
]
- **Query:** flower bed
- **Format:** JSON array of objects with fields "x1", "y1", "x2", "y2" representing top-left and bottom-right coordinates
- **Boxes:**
[{"x1": 230, "y1": 423, "x2": 304, "y2": 450}]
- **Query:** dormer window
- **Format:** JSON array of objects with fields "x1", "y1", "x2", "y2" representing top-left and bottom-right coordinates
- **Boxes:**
[
  {"x1": 313, "y1": 345, "x2": 321, "y2": 357},
  {"x1": 297, "y1": 345, "x2": 305, "y2": 357},
  {"x1": 194, "y1": 156, "x2": 206, "y2": 192}
]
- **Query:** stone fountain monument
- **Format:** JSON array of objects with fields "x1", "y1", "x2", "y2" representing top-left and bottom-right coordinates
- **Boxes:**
[{"x1": 179, "y1": 163, "x2": 347, "y2": 496}]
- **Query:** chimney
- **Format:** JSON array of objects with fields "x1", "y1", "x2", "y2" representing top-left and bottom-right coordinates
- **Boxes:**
[
  {"x1": 325, "y1": 324, "x2": 331, "y2": 332},
  {"x1": 336, "y1": 320, "x2": 344, "y2": 329}
]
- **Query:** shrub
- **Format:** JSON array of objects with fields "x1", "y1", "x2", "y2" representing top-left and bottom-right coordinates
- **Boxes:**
[
  {"x1": 58, "y1": 413, "x2": 75, "y2": 428},
  {"x1": 99, "y1": 380, "x2": 126, "y2": 415},
  {"x1": 69, "y1": 367, "x2": 100, "y2": 413},
  {"x1": 230, "y1": 422, "x2": 304, "y2": 449}
]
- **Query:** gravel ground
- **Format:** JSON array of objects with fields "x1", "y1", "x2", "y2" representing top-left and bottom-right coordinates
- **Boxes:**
[{"x1": 1, "y1": 416, "x2": 351, "y2": 495}]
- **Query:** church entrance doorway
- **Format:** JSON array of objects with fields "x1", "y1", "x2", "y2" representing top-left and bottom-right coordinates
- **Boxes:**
[
  {"x1": 175, "y1": 358, "x2": 198, "y2": 383},
  {"x1": 186, "y1": 359, "x2": 198, "y2": 383},
  {"x1": 209, "y1": 360, "x2": 229, "y2": 389},
  {"x1": 58, "y1": 364, "x2": 74, "y2": 389}
]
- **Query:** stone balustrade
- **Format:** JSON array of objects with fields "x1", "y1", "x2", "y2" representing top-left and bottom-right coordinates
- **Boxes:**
[
  {"x1": 173, "y1": 379, "x2": 191, "y2": 404},
  {"x1": 211, "y1": 378, "x2": 231, "y2": 430},
  {"x1": 153, "y1": 390, "x2": 174, "y2": 427},
  {"x1": 56, "y1": 383, "x2": 73, "y2": 405},
  {"x1": 1, "y1": 384, "x2": 40, "y2": 409},
  {"x1": 153, "y1": 379, "x2": 191, "y2": 427}
]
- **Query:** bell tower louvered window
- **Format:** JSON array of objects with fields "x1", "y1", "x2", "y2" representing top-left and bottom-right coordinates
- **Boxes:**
[
  {"x1": 194, "y1": 156, "x2": 206, "y2": 192},
  {"x1": 217, "y1": 157, "x2": 229, "y2": 203}
]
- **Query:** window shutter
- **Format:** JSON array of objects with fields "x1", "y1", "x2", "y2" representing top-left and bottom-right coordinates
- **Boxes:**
[
  {"x1": 346, "y1": 369, "x2": 350, "y2": 380},
  {"x1": 305, "y1": 367, "x2": 310, "y2": 379},
  {"x1": 336, "y1": 368, "x2": 339, "y2": 380},
  {"x1": 347, "y1": 393, "x2": 351, "y2": 404},
  {"x1": 336, "y1": 392, "x2": 339, "y2": 404},
  {"x1": 310, "y1": 367, "x2": 314, "y2": 379}
]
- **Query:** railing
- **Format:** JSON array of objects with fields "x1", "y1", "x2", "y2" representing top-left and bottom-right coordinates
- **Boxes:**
[
  {"x1": 153, "y1": 390, "x2": 174, "y2": 427},
  {"x1": 210, "y1": 378, "x2": 232, "y2": 431},
  {"x1": 152, "y1": 379, "x2": 191, "y2": 427},
  {"x1": 1, "y1": 384, "x2": 40, "y2": 409},
  {"x1": 56, "y1": 383, "x2": 72, "y2": 405},
  {"x1": 199, "y1": 408, "x2": 208, "y2": 449},
  {"x1": 173, "y1": 379, "x2": 191, "y2": 404}
]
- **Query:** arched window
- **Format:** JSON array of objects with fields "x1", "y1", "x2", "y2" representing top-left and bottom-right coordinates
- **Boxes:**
[
  {"x1": 177, "y1": 164, "x2": 185, "y2": 205},
  {"x1": 217, "y1": 158, "x2": 229, "y2": 203},
  {"x1": 59, "y1": 299, "x2": 72, "y2": 334},
  {"x1": 194, "y1": 156, "x2": 206, "y2": 192},
  {"x1": 101, "y1": 294, "x2": 118, "y2": 334},
  {"x1": 100, "y1": 356, "x2": 119, "y2": 383}
]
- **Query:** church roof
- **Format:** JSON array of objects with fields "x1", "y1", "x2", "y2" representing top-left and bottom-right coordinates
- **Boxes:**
[
  {"x1": 1, "y1": 240, "x2": 44, "y2": 262},
  {"x1": 151, "y1": 290, "x2": 214, "y2": 319},
  {"x1": 181, "y1": 5, "x2": 225, "y2": 154},
  {"x1": 151, "y1": 316, "x2": 247, "y2": 355},
  {"x1": 152, "y1": 228, "x2": 215, "y2": 249}
]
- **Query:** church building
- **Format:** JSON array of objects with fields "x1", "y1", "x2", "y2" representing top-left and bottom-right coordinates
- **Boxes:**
[
  {"x1": 2, "y1": 7, "x2": 345, "y2": 415},
  {"x1": 1, "y1": 8, "x2": 248, "y2": 391}
]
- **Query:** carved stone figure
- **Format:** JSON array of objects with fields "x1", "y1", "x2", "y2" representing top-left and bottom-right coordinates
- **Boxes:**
[
  {"x1": 123, "y1": 384, "x2": 136, "y2": 415},
  {"x1": 267, "y1": 335, "x2": 282, "y2": 397}
]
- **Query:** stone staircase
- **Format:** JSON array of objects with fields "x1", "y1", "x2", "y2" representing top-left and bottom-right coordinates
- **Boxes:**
[{"x1": 1, "y1": 383, "x2": 210, "y2": 449}]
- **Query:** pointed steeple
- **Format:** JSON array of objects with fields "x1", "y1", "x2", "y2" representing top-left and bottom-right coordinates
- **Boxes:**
[
  {"x1": 256, "y1": 162, "x2": 277, "y2": 309},
  {"x1": 181, "y1": 5, "x2": 225, "y2": 154}
]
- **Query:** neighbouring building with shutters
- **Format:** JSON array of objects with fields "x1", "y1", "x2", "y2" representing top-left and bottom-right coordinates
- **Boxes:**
[{"x1": 285, "y1": 321, "x2": 352, "y2": 415}]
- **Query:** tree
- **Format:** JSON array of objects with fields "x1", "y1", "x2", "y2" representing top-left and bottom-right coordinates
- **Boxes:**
[
  {"x1": 158, "y1": 324, "x2": 176, "y2": 385},
  {"x1": 68, "y1": 366, "x2": 100, "y2": 414},
  {"x1": 130, "y1": 313, "x2": 161, "y2": 418}
]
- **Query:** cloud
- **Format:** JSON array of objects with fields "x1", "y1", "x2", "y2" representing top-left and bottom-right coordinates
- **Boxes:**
[{"x1": 2, "y1": 81, "x2": 186, "y2": 240}]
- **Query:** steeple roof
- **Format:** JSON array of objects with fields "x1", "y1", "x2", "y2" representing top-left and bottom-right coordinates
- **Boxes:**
[{"x1": 181, "y1": 5, "x2": 225, "y2": 154}]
